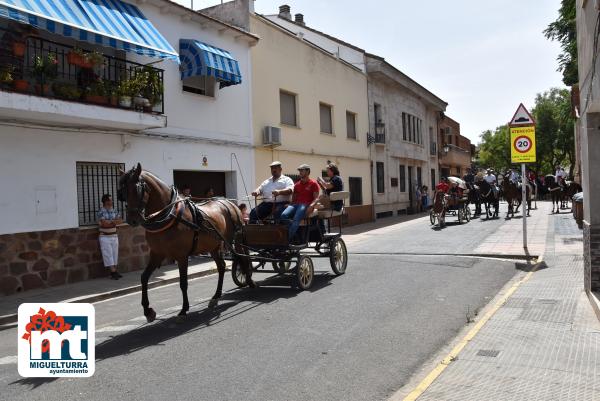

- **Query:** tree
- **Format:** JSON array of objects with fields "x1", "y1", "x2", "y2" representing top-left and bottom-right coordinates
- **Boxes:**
[
  {"x1": 544, "y1": 0, "x2": 578, "y2": 86},
  {"x1": 531, "y1": 88, "x2": 575, "y2": 174},
  {"x1": 478, "y1": 125, "x2": 512, "y2": 172}
]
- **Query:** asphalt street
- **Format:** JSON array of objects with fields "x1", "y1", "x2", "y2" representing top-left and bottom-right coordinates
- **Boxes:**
[{"x1": 0, "y1": 212, "x2": 525, "y2": 401}]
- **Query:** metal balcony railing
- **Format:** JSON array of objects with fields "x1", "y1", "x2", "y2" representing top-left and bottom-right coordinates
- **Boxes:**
[
  {"x1": 430, "y1": 142, "x2": 437, "y2": 156},
  {"x1": 375, "y1": 132, "x2": 385, "y2": 144},
  {"x1": 0, "y1": 26, "x2": 165, "y2": 114}
]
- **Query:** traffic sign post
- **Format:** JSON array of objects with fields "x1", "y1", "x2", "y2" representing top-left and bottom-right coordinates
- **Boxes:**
[{"x1": 509, "y1": 103, "x2": 536, "y2": 252}]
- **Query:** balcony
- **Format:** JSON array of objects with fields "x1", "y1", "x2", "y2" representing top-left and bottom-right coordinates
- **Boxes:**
[
  {"x1": 374, "y1": 122, "x2": 385, "y2": 145},
  {"x1": 0, "y1": 27, "x2": 166, "y2": 129},
  {"x1": 430, "y1": 142, "x2": 437, "y2": 156}
]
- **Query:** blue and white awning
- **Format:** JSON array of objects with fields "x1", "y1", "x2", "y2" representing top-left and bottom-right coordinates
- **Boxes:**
[
  {"x1": 0, "y1": 0, "x2": 178, "y2": 61},
  {"x1": 179, "y1": 39, "x2": 241, "y2": 88}
]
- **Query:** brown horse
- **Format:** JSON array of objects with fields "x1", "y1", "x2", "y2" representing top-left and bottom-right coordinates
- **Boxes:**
[
  {"x1": 501, "y1": 173, "x2": 531, "y2": 218},
  {"x1": 544, "y1": 175, "x2": 562, "y2": 214},
  {"x1": 431, "y1": 191, "x2": 446, "y2": 227},
  {"x1": 117, "y1": 163, "x2": 254, "y2": 322}
]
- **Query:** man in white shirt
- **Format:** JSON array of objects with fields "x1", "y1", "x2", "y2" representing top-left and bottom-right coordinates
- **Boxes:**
[
  {"x1": 555, "y1": 166, "x2": 566, "y2": 187},
  {"x1": 484, "y1": 169, "x2": 498, "y2": 197},
  {"x1": 249, "y1": 161, "x2": 295, "y2": 223}
]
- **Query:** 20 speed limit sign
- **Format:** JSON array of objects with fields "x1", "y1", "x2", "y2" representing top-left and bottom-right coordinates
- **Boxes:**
[{"x1": 510, "y1": 126, "x2": 536, "y2": 163}]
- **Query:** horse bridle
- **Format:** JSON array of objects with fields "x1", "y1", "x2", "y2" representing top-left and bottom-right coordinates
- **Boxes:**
[{"x1": 118, "y1": 173, "x2": 150, "y2": 221}]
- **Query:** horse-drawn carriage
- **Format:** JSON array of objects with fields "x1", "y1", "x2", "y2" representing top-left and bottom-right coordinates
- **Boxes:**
[
  {"x1": 230, "y1": 192, "x2": 350, "y2": 290},
  {"x1": 430, "y1": 177, "x2": 471, "y2": 227}
]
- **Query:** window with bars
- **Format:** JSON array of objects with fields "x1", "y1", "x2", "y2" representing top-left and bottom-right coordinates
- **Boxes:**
[
  {"x1": 76, "y1": 162, "x2": 125, "y2": 226},
  {"x1": 349, "y1": 177, "x2": 363, "y2": 206}
]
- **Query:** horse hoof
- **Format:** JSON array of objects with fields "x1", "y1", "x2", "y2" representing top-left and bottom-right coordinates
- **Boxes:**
[
  {"x1": 248, "y1": 280, "x2": 258, "y2": 289},
  {"x1": 208, "y1": 298, "x2": 218, "y2": 308},
  {"x1": 145, "y1": 308, "x2": 156, "y2": 323}
]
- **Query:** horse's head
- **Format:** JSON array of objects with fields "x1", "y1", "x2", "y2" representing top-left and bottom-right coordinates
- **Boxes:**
[
  {"x1": 117, "y1": 163, "x2": 148, "y2": 227},
  {"x1": 544, "y1": 175, "x2": 556, "y2": 187}
]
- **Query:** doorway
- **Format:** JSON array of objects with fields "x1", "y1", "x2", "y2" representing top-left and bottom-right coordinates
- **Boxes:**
[{"x1": 173, "y1": 170, "x2": 226, "y2": 198}]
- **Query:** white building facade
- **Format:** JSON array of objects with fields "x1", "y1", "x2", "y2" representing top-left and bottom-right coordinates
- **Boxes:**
[{"x1": 0, "y1": 0, "x2": 257, "y2": 294}]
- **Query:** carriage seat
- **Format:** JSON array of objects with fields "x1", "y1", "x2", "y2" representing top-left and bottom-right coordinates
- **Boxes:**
[{"x1": 317, "y1": 191, "x2": 349, "y2": 219}]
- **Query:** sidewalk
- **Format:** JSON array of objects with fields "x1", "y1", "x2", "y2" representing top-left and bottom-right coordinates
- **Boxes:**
[
  {"x1": 0, "y1": 258, "x2": 218, "y2": 326},
  {"x1": 394, "y1": 211, "x2": 599, "y2": 400}
]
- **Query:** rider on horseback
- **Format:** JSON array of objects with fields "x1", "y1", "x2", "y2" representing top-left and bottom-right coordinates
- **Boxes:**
[{"x1": 484, "y1": 169, "x2": 499, "y2": 198}]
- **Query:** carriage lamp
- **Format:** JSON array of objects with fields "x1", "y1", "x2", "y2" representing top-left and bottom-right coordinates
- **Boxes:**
[{"x1": 443, "y1": 144, "x2": 450, "y2": 154}]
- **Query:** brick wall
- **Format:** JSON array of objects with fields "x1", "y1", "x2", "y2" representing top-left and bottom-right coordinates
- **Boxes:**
[{"x1": 0, "y1": 225, "x2": 149, "y2": 296}]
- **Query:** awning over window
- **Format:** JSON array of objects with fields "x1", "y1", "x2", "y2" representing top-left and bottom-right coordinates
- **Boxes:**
[
  {"x1": 0, "y1": 0, "x2": 178, "y2": 61},
  {"x1": 179, "y1": 39, "x2": 241, "y2": 88}
]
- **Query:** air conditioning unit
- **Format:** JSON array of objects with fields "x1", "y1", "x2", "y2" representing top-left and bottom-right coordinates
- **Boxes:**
[
  {"x1": 263, "y1": 126, "x2": 282, "y2": 147},
  {"x1": 444, "y1": 127, "x2": 452, "y2": 135}
]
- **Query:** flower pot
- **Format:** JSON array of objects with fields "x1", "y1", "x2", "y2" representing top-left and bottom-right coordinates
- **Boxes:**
[
  {"x1": 85, "y1": 95, "x2": 108, "y2": 105},
  {"x1": 143, "y1": 105, "x2": 153, "y2": 113},
  {"x1": 34, "y1": 84, "x2": 50, "y2": 95},
  {"x1": 109, "y1": 95, "x2": 118, "y2": 106},
  {"x1": 118, "y1": 96, "x2": 132, "y2": 108},
  {"x1": 67, "y1": 52, "x2": 82, "y2": 66},
  {"x1": 13, "y1": 42, "x2": 26, "y2": 57},
  {"x1": 13, "y1": 79, "x2": 29, "y2": 92}
]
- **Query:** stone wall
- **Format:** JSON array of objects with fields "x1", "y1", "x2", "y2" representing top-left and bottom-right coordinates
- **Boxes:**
[
  {"x1": 0, "y1": 225, "x2": 149, "y2": 296},
  {"x1": 583, "y1": 221, "x2": 600, "y2": 293}
]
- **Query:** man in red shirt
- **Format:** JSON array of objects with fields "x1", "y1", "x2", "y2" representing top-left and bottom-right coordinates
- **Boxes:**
[
  {"x1": 435, "y1": 177, "x2": 450, "y2": 193},
  {"x1": 281, "y1": 164, "x2": 320, "y2": 242}
]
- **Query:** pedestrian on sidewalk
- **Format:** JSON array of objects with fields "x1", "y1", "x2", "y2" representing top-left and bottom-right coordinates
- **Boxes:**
[{"x1": 97, "y1": 194, "x2": 123, "y2": 280}]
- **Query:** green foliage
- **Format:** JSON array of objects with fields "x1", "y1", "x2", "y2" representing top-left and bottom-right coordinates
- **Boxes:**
[
  {"x1": 32, "y1": 54, "x2": 58, "y2": 83},
  {"x1": 531, "y1": 87, "x2": 575, "y2": 174},
  {"x1": 477, "y1": 125, "x2": 512, "y2": 172},
  {"x1": 544, "y1": 0, "x2": 578, "y2": 86},
  {"x1": 478, "y1": 88, "x2": 575, "y2": 175}
]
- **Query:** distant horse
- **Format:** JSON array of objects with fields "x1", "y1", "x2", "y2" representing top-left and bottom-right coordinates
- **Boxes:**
[
  {"x1": 544, "y1": 175, "x2": 562, "y2": 213},
  {"x1": 502, "y1": 173, "x2": 531, "y2": 218},
  {"x1": 466, "y1": 182, "x2": 481, "y2": 216},
  {"x1": 117, "y1": 163, "x2": 254, "y2": 322},
  {"x1": 431, "y1": 191, "x2": 446, "y2": 227},
  {"x1": 477, "y1": 179, "x2": 499, "y2": 219}
]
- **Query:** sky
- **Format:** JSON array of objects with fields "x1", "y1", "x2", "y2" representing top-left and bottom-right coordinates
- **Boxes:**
[{"x1": 176, "y1": 0, "x2": 566, "y2": 145}]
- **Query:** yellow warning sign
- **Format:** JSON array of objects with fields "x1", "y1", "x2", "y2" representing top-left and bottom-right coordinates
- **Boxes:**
[{"x1": 510, "y1": 126, "x2": 536, "y2": 163}]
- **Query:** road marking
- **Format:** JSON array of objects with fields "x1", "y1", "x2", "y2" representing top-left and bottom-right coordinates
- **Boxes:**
[
  {"x1": 400, "y1": 256, "x2": 544, "y2": 401},
  {"x1": 0, "y1": 355, "x2": 17, "y2": 365},
  {"x1": 96, "y1": 325, "x2": 139, "y2": 333}
]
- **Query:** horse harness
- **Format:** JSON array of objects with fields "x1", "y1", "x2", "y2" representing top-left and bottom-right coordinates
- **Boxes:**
[{"x1": 138, "y1": 186, "x2": 239, "y2": 256}]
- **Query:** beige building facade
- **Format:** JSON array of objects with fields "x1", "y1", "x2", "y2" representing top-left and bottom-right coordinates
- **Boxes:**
[{"x1": 204, "y1": 1, "x2": 373, "y2": 224}]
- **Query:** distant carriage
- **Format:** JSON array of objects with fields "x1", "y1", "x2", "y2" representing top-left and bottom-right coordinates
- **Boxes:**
[{"x1": 430, "y1": 177, "x2": 471, "y2": 227}]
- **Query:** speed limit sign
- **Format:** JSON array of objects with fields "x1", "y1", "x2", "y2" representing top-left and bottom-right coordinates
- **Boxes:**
[{"x1": 510, "y1": 126, "x2": 536, "y2": 163}]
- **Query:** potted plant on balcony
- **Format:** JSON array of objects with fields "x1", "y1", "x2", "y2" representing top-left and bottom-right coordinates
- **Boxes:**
[
  {"x1": 0, "y1": 65, "x2": 14, "y2": 90},
  {"x1": 105, "y1": 80, "x2": 119, "y2": 106},
  {"x1": 139, "y1": 66, "x2": 163, "y2": 112},
  {"x1": 117, "y1": 79, "x2": 133, "y2": 108},
  {"x1": 83, "y1": 51, "x2": 104, "y2": 70},
  {"x1": 52, "y1": 81, "x2": 81, "y2": 100},
  {"x1": 12, "y1": 41, "x2": 26, "y2": 57},
  {"x1": 67, "y1": 47, "x2": 85, "y2": 67},
  {"x1": 32, "y1": 53, "x2": 58, "y2": 95},
  {"x1": 84, "y1": 79, "x2": 108, "y2": 105}
]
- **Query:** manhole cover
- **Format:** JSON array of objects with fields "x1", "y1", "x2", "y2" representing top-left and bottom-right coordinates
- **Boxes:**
[{"x1": 477, "y1": 349, "x2": 500, "y2": 357}]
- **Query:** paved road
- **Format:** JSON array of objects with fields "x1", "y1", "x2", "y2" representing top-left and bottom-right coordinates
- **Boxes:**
[{"x1": 0, "y1": 210, "x2": 531, "y2": 401}]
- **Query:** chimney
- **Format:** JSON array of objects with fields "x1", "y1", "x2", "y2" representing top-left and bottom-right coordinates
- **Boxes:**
[
  {"x1": 294, "y1": 13, "x2": 305, "y2": 26},
  {"x1": 279, "y1": 4, "x2": 291, "y2": 20}
]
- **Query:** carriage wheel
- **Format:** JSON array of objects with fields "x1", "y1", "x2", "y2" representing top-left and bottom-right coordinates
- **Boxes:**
[
  {"x1": 465, "y1": 207, "x2": 471, "y2": 222},
  {"x1": 295, "y1": 256, "x2": 314, "y2": 290},
  {"x1": 429, "y1": 210, "x2": 435, "y2": 225},
  {"x1": 329, "y1": 238, "x2": 348, "y2": 276},
  {"x1": 273, "y1": 261, "x2": 291, "y2": 274},
  {"x1": 231, "y1": 259, "x2": 248, "y2": 288}
]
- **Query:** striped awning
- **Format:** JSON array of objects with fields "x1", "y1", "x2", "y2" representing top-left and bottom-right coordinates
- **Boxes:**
[
  {"x1": 0, "y1": 0, "x2": 178, "y2": 61},
  {"x1": 179, "y1": 39, "x2": 241, "y2": 88}
]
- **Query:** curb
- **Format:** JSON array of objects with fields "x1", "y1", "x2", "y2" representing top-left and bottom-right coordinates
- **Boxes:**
[{"x1": 0, "y1": 267, "x2": 218, "y2": 328}]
